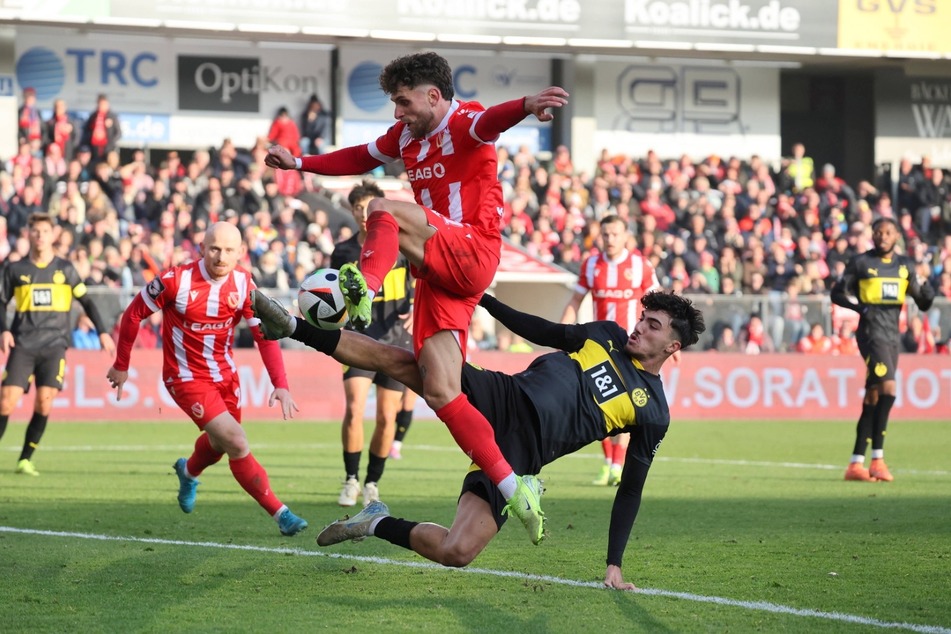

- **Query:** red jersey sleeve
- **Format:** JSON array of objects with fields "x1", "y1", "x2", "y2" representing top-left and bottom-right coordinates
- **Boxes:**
[
  {"x1": 299, "y1": 144, "x2": 382, "y2": 175},
  {"x1": 112, "y1": 293, "x2": 157, "y2": 372},
  {"x1": 473, "y1": 97, "x2": 527, "y2": 142},
  {"x1": 642, "y1": 258, "x2": 661, "y2": 293}
]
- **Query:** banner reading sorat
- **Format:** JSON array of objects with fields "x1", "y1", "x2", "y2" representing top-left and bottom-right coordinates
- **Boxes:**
[{"x1": 7, "y1": 350, "x2": 949, "y2": 422}]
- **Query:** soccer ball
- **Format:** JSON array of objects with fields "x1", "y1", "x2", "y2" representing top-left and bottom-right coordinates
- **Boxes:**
[{"x1": 297, "y1": 268, "x2": 349, "y2": 330}]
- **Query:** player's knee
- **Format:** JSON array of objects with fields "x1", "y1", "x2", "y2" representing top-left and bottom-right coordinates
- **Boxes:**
[
  {"x1": 366, "y1": 197, "x2": 390, "y2": 215},
  {"x1": 438, "y1": 544, "x2": 479, "y2": 568}
]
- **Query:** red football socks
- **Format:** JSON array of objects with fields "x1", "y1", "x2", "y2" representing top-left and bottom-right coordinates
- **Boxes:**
[
  {"x1": 435, "y1": 393, "x2": 512, "y2": 486},
  {"x1": 229, "y1": 453, "x2": 283, "y2": 515},
  {"x1": 361, "y1": 211, "x2": 401, "y2": 294},
  {"x1": 186, "y1": 432, "x2": 224, "y2": 477}
]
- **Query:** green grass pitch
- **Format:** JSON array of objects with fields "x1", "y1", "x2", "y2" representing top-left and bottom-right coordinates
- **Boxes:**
[{"x1": 1, "y1": 419, "x2": 949, "y2": 633}]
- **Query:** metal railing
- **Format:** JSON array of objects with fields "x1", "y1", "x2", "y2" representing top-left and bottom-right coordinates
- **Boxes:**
[{"x1": 69, "y1": 287, "x2": 951, "y2": 353}]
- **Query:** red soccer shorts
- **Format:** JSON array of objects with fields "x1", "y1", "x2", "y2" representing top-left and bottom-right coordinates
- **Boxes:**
[
  {"x1": 167, "y1": 375, "x2": 241, "y2": 428},
  {"x1": 411, "y1": 207, "x2": 501, "y2": 357}
]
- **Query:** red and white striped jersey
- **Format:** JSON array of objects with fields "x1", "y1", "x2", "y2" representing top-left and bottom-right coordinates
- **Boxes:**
[
  {"x1": 368, "y1": 99, "x2": 504, "y2": 241},
  {"x1": 575, "y1": 249, "x2": 661, "y2": 330},
  {"x1": 139, "y1": 260, "x2": 261, "y2": 386}
]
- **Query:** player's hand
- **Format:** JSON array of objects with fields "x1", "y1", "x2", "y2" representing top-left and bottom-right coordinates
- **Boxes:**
[
  {"x1": 524, "y1": 87, "x2": 569, "y2": 122},
  {"x1": 269, "y1": 388, "x2": 300, "y2": 420},
  {"x1": 99, "y1": 333, "x2": 116, "y2": 357},
  {"x1": 265, "y1": 145, "x2": 296, "y2": 170},
  {"x1": 604, "y1": 565, "x2": 637, "y2": 591},
  {"x1": 400, "y1": 311, "x2": 414, "y2": 335},
  {"x1": 106, "y1": 367, "x2": 128, "y2": 401},
  {"x1": 0, "y1": 331, "x2": 14, "y2": 356}
]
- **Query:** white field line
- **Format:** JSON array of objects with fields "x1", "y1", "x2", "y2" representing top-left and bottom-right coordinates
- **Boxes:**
[
  {"x1": 5, "y1": 443, "x2": 948, "y2": 477},
  {"x1": 0, "y1": 526, "x2": 948, "y2": 634}
]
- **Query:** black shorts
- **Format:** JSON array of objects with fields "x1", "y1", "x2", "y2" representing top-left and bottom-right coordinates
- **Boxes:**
[
  {"x1": 342, "y1": 325, "x2": 412, "y2": 391},
  {"x1": 857, "y1": 335, "x2": 899, "y2": 387},
  {"x1": 2, "y1": 346, "x2": 67, "y2": 390},
  {"x1": 458, "y1": 363, "x2": 543, "y2": 530}
]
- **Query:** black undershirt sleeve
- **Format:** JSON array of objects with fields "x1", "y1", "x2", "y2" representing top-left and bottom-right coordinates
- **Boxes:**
[
  {"x1": 606, "y1": 458, "x2": 650, "y2": 567},
  {"x1": 479, "y1": 294, "x2": 586, "y2": 352},
  {"x1": 76, "y1": 293, "x2": 109, "y2": 336}
]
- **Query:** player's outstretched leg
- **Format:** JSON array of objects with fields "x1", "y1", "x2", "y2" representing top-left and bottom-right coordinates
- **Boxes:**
[
  {"x1": 502, "y1": 475, "x2": 546, "y2": 545},
  {"x1": 317, "y1": 500, "x2": 390, "y2": 546},
  {"x1": 250, "y1": 290, "x2": 295, "y2": 340},
  {"x1": 338, "y1": 263, "x2": 372, "y2": 330},
  {"x1": 173, "y1": 457, "x2": 200, "y2": 513}
]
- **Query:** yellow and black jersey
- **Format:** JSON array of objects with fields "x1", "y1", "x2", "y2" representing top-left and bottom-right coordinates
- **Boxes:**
[
  {"x1": 512, "y1": 320, "x2": 669, "y2": 468},
  {"x1": 331, "y1": 236, "x2": 413, "y2": 338},
  {"x1": 831, "y1": 249, "x2": 935, "y2": 345},
  {"x1": 0, "y1": 256, "x2": 99, "y2": 350}
]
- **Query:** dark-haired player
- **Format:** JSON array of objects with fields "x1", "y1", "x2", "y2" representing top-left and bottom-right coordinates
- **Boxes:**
[
  {"x1": 831, "y1": 217, "x2": 934, "y2": 482},
  {"x1": 330, "y1": 180, "x2": 413, "y2": 508},
  {"x1": 266, "y1": 51, "x2": 569, "y2": 544},
  {"x1": 251, "y1": 289, "x2": 705, "y2": 590},
  {"x1": 0, "y1": 213, "x2": 115, "y2": 475}
]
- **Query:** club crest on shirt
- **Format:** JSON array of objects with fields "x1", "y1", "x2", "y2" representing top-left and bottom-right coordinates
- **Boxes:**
[
  {"x1": 191, "y1": 402, "x2": 204, "y2": 419},
  {"x1": 227, "y1": 292, "x2": 240, "y2": 309},
  {"x1": 631, "y1": 388, "x2": 649, "y2": 408},
  {"x1": 53, "y1": 270, "x2": 66, "y2": 285},
  {"x1": 146, "y1": 277, "x2": 166, "y2": 300}
]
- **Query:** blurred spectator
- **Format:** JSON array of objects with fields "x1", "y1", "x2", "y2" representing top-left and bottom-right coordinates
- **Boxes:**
[
  {"x1": 72, "y1": 314, "x2": 102, "y2": 349},
  {"x1": 785, "y1": 142, "x2": 815, "y2": 193},
  {"x1": 81, "y1": 94, "x2": 121, "y2": 163},
  {"x1": 831, "y1": 321, "x2": 859, "y2": 356},
  {"x1": 901, "y1": 314, "x2": 936, "y2": 354},
  {"x1": 711, "y1": 324, "x2": 742, "y2": 352},
  {"x1": 17, "y1": 87, "x2": 43, "y2": 152},
  {"x1": 896, "y1": 156, "x2": 920, "y2": 215},
  {"x1": 796, "y1": 322, "x2": 832, "y2": 354},
  {"x1": 300, "y1": 94, "x2": 332, "y2": 155},
  {"x1": 45, "y1": 98, "x2": 79, "y2": 161},
  {"x1": 739, "y1": 313, "x2": 776, "y2": 354},
  {"x1": 468, "y1": 316, "x2": 498, "y2": 352},
  {"x1": 915, "y1": 167, "x2": 948, "y2": 242},
  {"x1": 252, "y1": 250, "x2": 290, "y2": 291}
]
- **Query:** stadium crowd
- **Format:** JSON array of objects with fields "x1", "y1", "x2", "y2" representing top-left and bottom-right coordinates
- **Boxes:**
[{"x1": 6, "y1": 91, "x2": 951, "y2": 354}]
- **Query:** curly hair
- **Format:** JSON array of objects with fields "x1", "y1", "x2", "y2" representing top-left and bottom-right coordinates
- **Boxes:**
[
  {"x1": 379, "y1": 52, "x2": 454, "y2": 101},
  {"x1": 641, "y1": 291, "x2": 705, "y2": 349}
]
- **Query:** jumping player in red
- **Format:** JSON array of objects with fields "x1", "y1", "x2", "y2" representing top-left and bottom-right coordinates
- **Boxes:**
[
  {"x1": 106, "y1": 222, "x2": 307, "y2": 536},
  {"x1": 561, "y1": 215, "x2": 660, "y2": 487},
  {"x1": 266, "y1": 51, "x2": 568, "y2": 544}
]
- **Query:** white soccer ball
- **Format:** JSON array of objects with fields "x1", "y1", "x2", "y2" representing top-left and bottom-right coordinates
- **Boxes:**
[{"x1": 297, "y1": 268, "x2": 349, "y2": 330}]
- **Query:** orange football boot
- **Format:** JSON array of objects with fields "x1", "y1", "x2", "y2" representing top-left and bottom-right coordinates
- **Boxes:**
[
  {"x1": 868, "y1": 458, "x2": 894, "y2": 482},
  {"x1": 844, "y1": 462, "x2": 878, "y2": 482}
]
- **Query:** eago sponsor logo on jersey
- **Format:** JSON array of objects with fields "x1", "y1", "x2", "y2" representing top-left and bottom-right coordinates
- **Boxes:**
[
  {"x1": 178, "y1": 55, "x2": 320, "y2": 113},
  {"x1": 625, "y1": 0, "x2": 801, "y2": 35},
  {"x1": 406, "y1": 163, "x2": 446, "y2": 182}
]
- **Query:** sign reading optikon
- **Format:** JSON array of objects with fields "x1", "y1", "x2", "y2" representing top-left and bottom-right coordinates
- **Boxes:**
[{"x1": 178, "y1": 55, "x2": 261, "y2": 112}]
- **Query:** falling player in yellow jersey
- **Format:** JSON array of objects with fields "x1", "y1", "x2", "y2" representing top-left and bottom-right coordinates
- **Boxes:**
[{"x1": 831, "y1": 217, "x2": 934, "y2": 482}]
